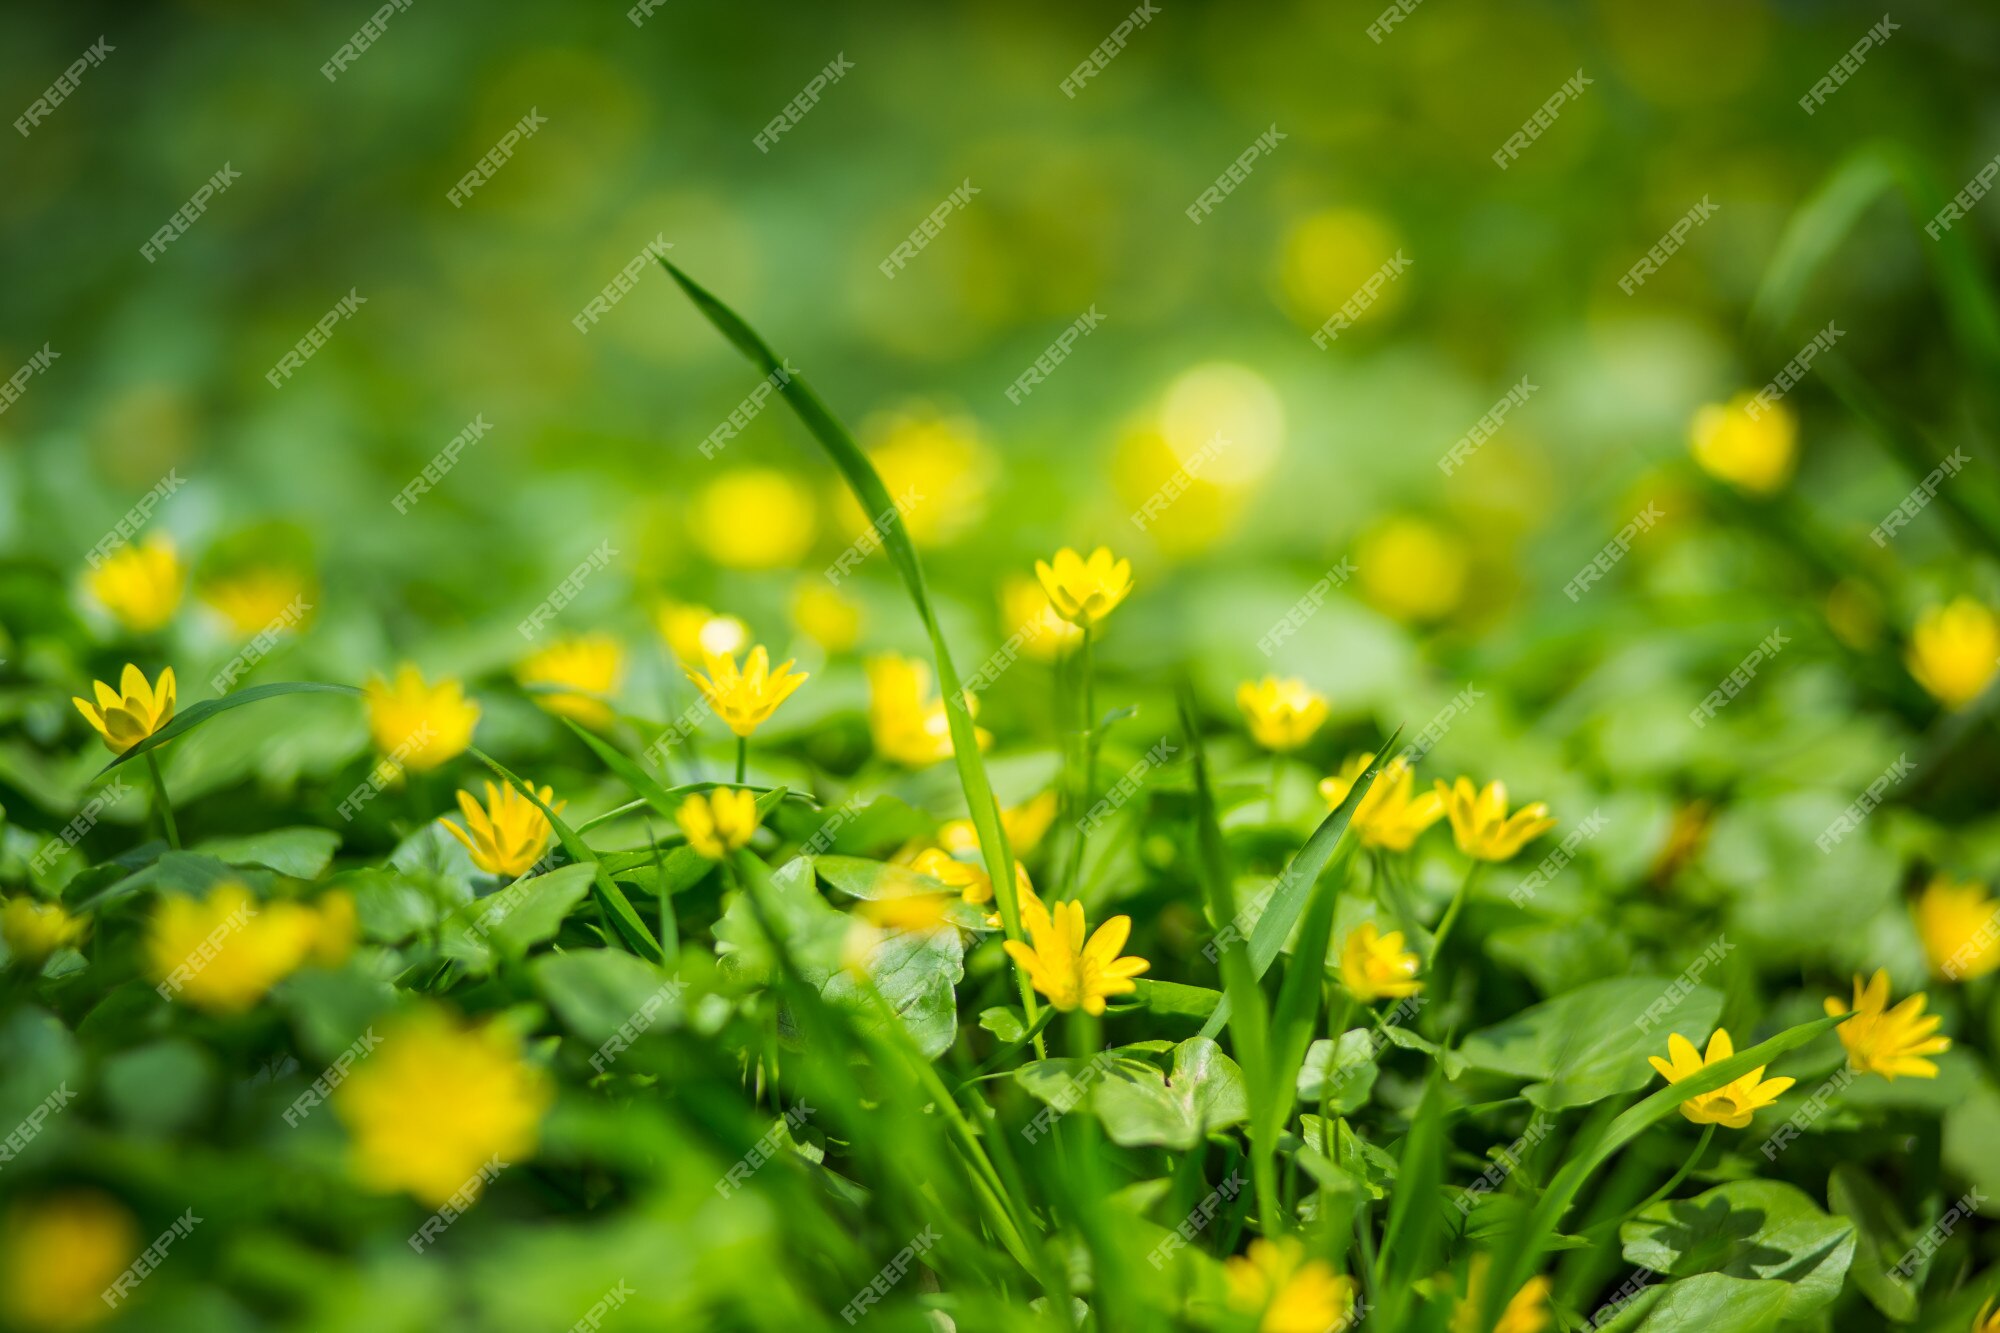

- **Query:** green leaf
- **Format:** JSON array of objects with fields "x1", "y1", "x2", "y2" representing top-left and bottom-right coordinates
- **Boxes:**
[
  {"x1": 1621, "y1": 1180, "x2": 1856, "y2": 1322},
  {"x1": 448, "y1": 863, "x2": 595, "y2": 961},
  {"x1": 1621, "y1": 1273, "x2": 1790, "y2": 1333},
  {"x1": 1088, "y1": 1037, "x2": 1250, "y2": 1151},
  {"x1": 1826, "y1": 1163, "x2": 1919, "y2": 1322},
  {"x1": 1130, "y1": 978, "x2": 1222, "y2": 1021},
  {"x1": 194, "y1": 827, "x2": 341, "y2": 879},
  {"x1": 979, "y1": 1007, "x2": 1026, "y2": 1043},
  {"x1": 532, "y1": 949, "x2": 682, "y2": 1047},
  {"x1": 100, "y1": 1039, "x2": 214, "y2": 1136},
  {"x1": 1297, "y1": 1030, "x2": 1379, "y2": 1113},
  {"x1": 822, "y1": 924, "x2": 965, "y2": 1061},
  {"x1": 811, "y1": 855, "x2": 949, "y2": 900},
  {"x1": 1457, "y1": 976, "x2": 1722, "y2": 1111},
  {"x1": 97, "y1": 681, "x2": 361, "y2": 773}
]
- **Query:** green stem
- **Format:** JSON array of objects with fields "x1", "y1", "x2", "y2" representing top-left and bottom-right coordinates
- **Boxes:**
[
  {"x1": 145, "y1": 751, "x2": 180, "y2": 850},
  {"x1": 1622, "y1": 1124, "x2": 1715, "y2": 1224},
  {"x1": 1270, "y1": 752, "x2": 1283, "y2": 821},
  {"x1": 962, "y1": 1006, "x2": 1058, "y2": 1084},
  {"x1": 735, "y1": 735, "x2": 747, "y2": 784},
  {"x1": 1429, "y1": 860, "x2": 1484, "y2": 963},
  {"x1": 1061, "y1": 626, "x2": 1096, "y2": 900}
]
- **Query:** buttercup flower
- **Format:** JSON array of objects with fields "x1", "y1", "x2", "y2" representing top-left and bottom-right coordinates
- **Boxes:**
[
  {"x1": 792, "y1": 579, "x2": 863, "y2": 652},
  {"x1": 656, "y1": 601, "x2": 748, "y2": 663},
  {"x1": 1, "y1": 1192, "x2": 137, "y2": 1331},
  {"x1": 676, "y1": 787, "x2": 760, "y2": 860},
  {"x1": 1223, "y1": 1238, "x2": 1357, "y2": 1333},
  {"x1": 690, "y1": 468, "x2": 818, "y2": 570},
  {"x1": 516, "y1": 634, "x2": 623, "y2": 730},
  {"x1": 1001, "y1": 575, "x2": 1081, "y2": 662},
  {"x1": 443, "y1": 781, "x2": 563, "y2": 879},
  {"x1": 1690, "y1": 392, "x2": 1796, "y2": 495},
  {"x1": 72, "y1": 663, "x2": 176, "y2": 755},
  {"x1": 1034, "y1": 547, "x2": 1133, "y2": 628},
  {"x1": 867, "y1": 653, "x2": 988, "y2": 766},
  {"x1": 1002, "y1": 896, "x2": 1149, "y2": 1015},
  {"x1": 1237, "y1": 676, "x2": 1328, "y2": 751},
  {"x1": 1914, "y1": 875, "x2": 2000, "y2": 982},
  {"x1": 333, "y1": 1008, "x2": 552, "y2": 1207},
  {"x1": 1437, "y1": 778, "x2": 1556, "y2": 862},
  {"x1": 910, "y1": 847, "x2": 1034, "y2": 911},
  {"x1": 364, "y1": 665, "x2": 480, "y2": 772},
  {"x1": 1, "y1": 898, "x2": 86, "y2": 964},
  {"x1": 1905, "y1": 598, "x2": 2000, "y2": 710},
  {"x1": 146, "y1": 881, "x2": 322, "y2": 1014},
  {"x1": 84, "y1": 533, "x2": 182, "y2": 633},
  {"x1": 201, "y1": 566, "x2": 314, "y2": 636},
  {"x1": 1357, "y1": 516, "x2": 1469, "y2": 623},
  {"x1": 1826, "y1": 970, "x2": 1950, "y2": 1080},
  {"x1": 1454, "y1": 1254, "x2": 1551, "y2": 1333},
  {"x1": 1648, "y1": 1028, "x2": 1796, "y2": 1128},
  {"x1": 939, "y1": 791, "x2": 1060, "y2": 859},
  {"x1": 1340, "y1": 921, "x2": 1423, "y2": 1002},
  {"x1": 685, "y1": 646, "x2": 808, "y2": 738},
  {"x1": 1319, "y1": 753, "x2": 1445, "y2": 851}
]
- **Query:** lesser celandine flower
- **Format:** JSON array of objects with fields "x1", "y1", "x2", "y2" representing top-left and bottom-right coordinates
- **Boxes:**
[
  {"x1": 364, "y1": 665, "x2": 479, "y2": 772},
  {"x1": 1319, "y1": 753, "x2": 1445, "y2": 851},
  {"x1": 515, "y1": 634, "x2": 623, "y2": 730},
  {"x1": 685, "y1": 646, "x2": 808, "y2": 738},
  {"x1": 1689, "y1": 392, "x2": 1796, "y2": 495},
  {"x1": 84, "y1": 533, "x2": 182, "y2": 633},
  {"x1": 146, "y1": 881, "x2": 323, "y2": 1014},
  {"x1": 910, "y1": 847, "x2": 1033, "y2": 910},
  {"x1": 1905, "y1": 598, "x2": 2000, "y2": 710},
  {"x1": 1223, "y1": 1237, "x2": 1357, "y2": 1333},
  {"x1": 1000, "y1": 574, "x2": 1081, "y2": 662},
  {"x1": 1, "y1": 1191, "x2": 137, "y2": 1330},
  {"x1": 1236, "y1": 676, "x2": 1328, "y2": 751},
  {"x1": 690, "y1": 468, "x2": 818, "y2": 570},
  {"x1": 1648, "y1": 1029, "x2": 1795, "y2": 1127},
  {"x1": 1826, "y1": 970, "x2": 1950, "y2": 1080},
  {"x1": 1034, "y1": 547, "x2": 1133, "y2": 628},
  {"x1": 333, "y1": 1008, "x2": 552, "y2": 1207},
  {"x1": 72, "y1": 664, "x2": 176, "y2": 754},
  {"x1": 443, "y1": 781, "x2": 562, "y2": 879},
  {"x1": 1437, "y1": 778, "x2": 1556, "y2": 862},
  {"x1": 867, "y1": 653, "x2": 988, "y2": 766},
  {"x1": 201, "y1": 565, "x2": 314, "y2": 636},
  {"x1": 1453, "y1": 1254, "x2": 1551, "y2": 1333},
  {"x1": 1339, "y1": 921, "x2": 1422, "y2": 1002},
  {"x1": 676, "y1": 788, "x2": 760, "y2": 860},
  {"x1": 1, "y1": 898, "x2": 85, "y2": 964},
  {"x1": 1357, "y1": 516, "x2": 1468, "y2": 623},
  {"x1": 939, "y1": 791, "x2": 1060, "y2": 859},
  {"x1": 656, "y1": 601, "x2": 748, "y2": 663},
  {"x1": 1914, "y1": 875, "x2": 2000, "y2": 982},
  {"x1": 791, "y1": 579, "x2": 862, "y2": 653},
  {"x1": 1002, "y1": 896, "x2": 1149, "y2": 1015}
]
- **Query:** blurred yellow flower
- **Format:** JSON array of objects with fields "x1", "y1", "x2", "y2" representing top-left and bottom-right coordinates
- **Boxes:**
[
  {"x1": 1357, "y1": 517, "x2": 1468, "y2": 623},
  {"x1": 1002, "y1": 896, "x2": 1149, "y2": 1015},
  {"x1": 855, "y1": 892, "x2": 957, "y2": 933},
  {"x1": 1648, "y1": 1029, "x2": 1795, "y2": 1128},
  {"x1": 146, "y1": 881, "x2": 321, "y2": 1013},
  {"x1": 516, "y1": 634, "x2": 623, "y2": 730},
  {"x1": 867, "y1": 653, "x2": 988, "y2": 766},
  {"x1": 1914, "y1": 875, "x2": 2000, "y2": 982},
  {"x1": 1035, "y1": 547, "x2": 1133, "y2": 628},
  {"x1": 656, "y1": 601, "x2": 748, "y2": 663},
  {"x1": 311, "y1": 889, "x2": 358, "y2": 968},
  {"x1": 364, "y1": 665, "x2": 479, "y2": 772},
  {"x1": 1690, "y1": 392, "x2": 1796, "y2": 494},
  {"x1": 333, "y1": 1009, "x2": 551, "y2": 1207},
  {"x1": 71, "y1": 663, "x2": 176, "y2": 754},
  {"x1": 1978, "y1": 1296, "x2": 2000, "y2": 1333},
  {"x1": 443, "y1": 781, "x2": 563, "y2": 879},
  {"x1": 200, "y1": 566, "x2": 314, "y2": 636},
  {"x1": 939, "y1": 791, "x2": 1060, "y2": 859},
  {"x1": 1905, "y1": 598, "x2": 2000, "y2": 710},
  {"x1": 1454, "y1": 1254, "x2": 1551, "y2": 1333},
  {"x1": 1319, "y1": 754, "x2": 1445, "y2": 851},
  {"x1": 1827, "y1": 969, "x2": 1950, "y2": 1080},
  {"x1": 846, "y1": 404, "x2": 994, "y2": 546},
  {"x1": 691, "y1": 468, "x2": 818, "y2": 569},
  {"x1": 686, "y1": 646, "x2": 808, "y2": 738},
  {"x1": 1236, "y1": 676, "x2": 1328, "y2": 751},
  {"x1": 792, "y1": 579, "x2": 862, "y2": 653},
  {"x1": 676, "y1": 787, "x2": 760, "y2": 860},
  {"x1": 1, "y1": 1192, "x2": 137, "y2": 1330},
  {"x1": 1437, "y1": 778, "x2": 1556, "y2": 862},
  {"x1": 1340, "y1": 921, "x2": 1422, "y2": 1002},
  {"x1": 1112, "y1": 424, "x2": 1242, "y2": 558},
  {"x1": 84, "y1": 534, "x2": 182, "y2": 633},
  {"x1": 1278, "y1": 208, "x2": 1407, "y2": 331},
  {"x1": 1, "y1": 898, "x2": 85, "y2": 964},
  {"x1": 1000, "y1": 575, "x2": 1081, "y2": 662},
  {"x1": 910, "y1": 846, "x2": 1034, "y2": 910},
  {"x1": 1223, "y1": 1237, "x2": 1357, "y2": 1333}
]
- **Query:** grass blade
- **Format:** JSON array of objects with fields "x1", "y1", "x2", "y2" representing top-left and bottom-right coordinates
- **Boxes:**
[{"x1": 97, "y1": 681, "x2": 361, "y2": 774}]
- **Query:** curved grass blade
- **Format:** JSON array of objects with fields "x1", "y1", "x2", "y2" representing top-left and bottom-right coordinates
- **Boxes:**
[{"x1": 97, "y1": 681, "x2": 362, "y2": 775}]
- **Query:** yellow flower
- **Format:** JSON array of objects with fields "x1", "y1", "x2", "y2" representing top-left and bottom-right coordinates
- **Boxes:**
[
  {"x1": 1454, "y1": 1254, "x2": 1551, "y2": 1333},
  {"x1": 656, "y1": 601, "x2": 748, "y2": 663},
  {"x1": 1318, "y1": 753, "x2": 1445, "y2": 851},
  {"x1": 1, "y1": 898, "x2": 85, "y2": 963},
  {"x1": 846, "y1": 404, "x2": 994, "y2": 546},
  {"x1": 1357, "y1": 516, "x2": 1468, "y2": 623},
  {"x1": 909, "y1": 847, "x2": 1034, "y2": 911},
  {"x1": 201, "y1": 566, "x2": 315, "y2": 636},
  {"x1": 1034, "y1": 547, "x2": 1134, "y2": 629},
  {"x1": 1000, "y1": 574, "x2": 1082, "y2": 662},
  {"x1": 516, "y1": 634, "x2": 623, "y2": 730},
  {"x1": 855, "y1": 893, "x2": 958, "y2": 933},
  {"x1": 1690, "y1": 392, "x2": 1796, "y2": 494},
  {"x1": 84, "y1": 533, "x2": 182, "y2": 633},
  {"x1": 71, "y1": 663, "x2": 176, "y2": 754},
  {"x1": 146, "y1": 881, "x2": 321, "y2": 1014},
  {"x1": 676, "y1": 787, "x2": 760, "y2": 860},
  {"x1": 442, "y1": 781, "x2": 563, "y2": 879},
  {"x1": 1, "y1": 1192, "x2": 138, "y2": 1330},
  {"x1": 364, "y1": 665, "x2": 479, "y2": 773},
  {"x1": 690, "y1": 468, "x2": 818, "y2": 569},
  {"x1": 792, "y1": 580, "x2": 863, "y2": 653},
  {"x1": 333, "y1": 1009, "x2": 552, "y2": 1207},
  {"x1": 1915, "y1": 876, "x2": 2000, "y2": 982},
  {"x1": 1236, "y1": 675, "x2": 1329, "y2": 751},
  {"x1": 1977, "y1": 1296, "x2": 2000, "y2": 1333},
  {"x1": 311, "y1": 889, "x2": 358, "y2": 968},
  {"x1": 1340, "y1": 921, "x2": 1423, "y2": 1002},
  {"x1": 685, "y1": 645, "x2": 808, "y2": 738},
  {"x1": 1826, "y1": 970, "x2": 1951, "y2": 1080},
  {"x1": 1223, "y1": 1238, "x2": 1357, "y2": 1333},
  {"x1": 1647, "y1": 1029, "x2": 1796, "y2": 1128},
  {"x1": 939, "y1": 791, "x2": 1060, "y2": 859},
  {"x1": 1905, "y1": 598, "x2": 2000, "y2": 710},
  {"x1": 867, "y1": 653, "x2": 989, "y2": 766},
  {"x1": 1002, "y1": 896, "x2": 1149, "y2": 1015},
  {"x1": 1437, "y1": 778, "x2": 1556, "y2": 862}
]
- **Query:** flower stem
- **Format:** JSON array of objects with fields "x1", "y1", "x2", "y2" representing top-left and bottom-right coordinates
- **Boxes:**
[
  {"x1": 145, "y1": 750, "x2": 180, "y2": 850},
  {"x1": 735, "y1": 735, "x2": 747, "y2": 784},
  {"x1": 1429, "y1": 860, "x2": 1484, "y2": 963},
  {"x1": 1626, "y1": 1124, "x2": 1715, "y2": 1222},
  {"x1": 1269, "y1": 752, "x2": 1284, "y2": 821},
  {"x1": 1061, "y1": 625, "x2": 1096, "y2": 899}
]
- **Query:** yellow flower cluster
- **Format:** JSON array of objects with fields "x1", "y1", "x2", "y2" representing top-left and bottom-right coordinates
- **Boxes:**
[{"x1": 146, "y1": 881, "x2": 355, "y2": 1014}]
